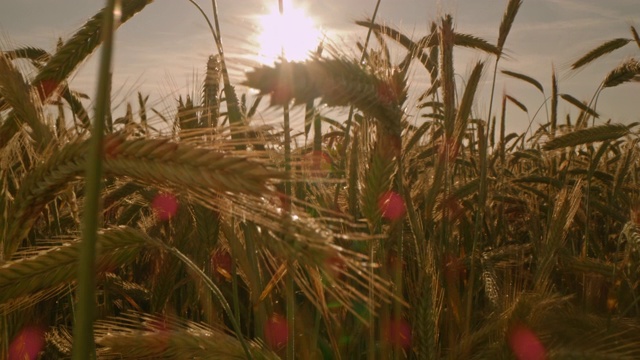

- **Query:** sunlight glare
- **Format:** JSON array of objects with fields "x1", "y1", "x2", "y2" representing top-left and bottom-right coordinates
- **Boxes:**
[{"x1": 256, "y1": 0, "x2": 321, "y2": 64}]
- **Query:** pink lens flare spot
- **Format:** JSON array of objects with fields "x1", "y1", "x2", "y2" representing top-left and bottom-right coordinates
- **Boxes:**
[
  {"x1": 378, "y1": 191, "x2": 406, "y2": 221},
  {"x1": 384, "y1": 318, "x2": 412, "y2": 350},
  {"x1": 9, "y1": 325, "x2": 45, "y2": 360},
  {"x1": 152, "y1": 193, "x2": 178, "y2": 221},
  {"x1": 508, "y1": 324, "x2": 547, "y2": 360},
  {"x1": 264, "y1": 313, "x2": 289, "y2": 350}
]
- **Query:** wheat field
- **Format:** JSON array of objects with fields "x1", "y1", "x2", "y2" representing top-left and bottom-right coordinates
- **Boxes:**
[{"x1": 1, "y1": 0, "x2": 640, "y2": 359}]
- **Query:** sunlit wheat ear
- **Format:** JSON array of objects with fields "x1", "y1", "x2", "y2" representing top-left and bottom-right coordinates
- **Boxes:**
[
  {"x1": 91, "y1": 312, "x2": 278, "y2": 359},
  {"x1": 3, "y1": 134, "x2": 284, "y2": 258},
  {"x1": 571, "y1": 38, "x2": 632, "y2": 70},
  {"x1": 220, "y1": 193, "x2": 399, "y2": 313},
  {"x1": 602, "y1": 58, "x2": 640, "y2": 88},
  {"x1": 0, "y1": 227, "x2": 148, "y2": 307},
  {"x1": 202, "y1": 55, "x2": 222, "y2": 128}
]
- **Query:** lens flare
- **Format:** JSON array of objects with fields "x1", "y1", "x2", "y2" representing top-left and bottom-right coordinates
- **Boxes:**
[{"x1": 256, "y1": 0, "x2": 321, "y2": 64}]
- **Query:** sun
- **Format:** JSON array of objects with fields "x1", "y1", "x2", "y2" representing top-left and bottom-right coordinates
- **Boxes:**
[{"x1": 256, "y1": 0, "x2": 322, "y2": 64}]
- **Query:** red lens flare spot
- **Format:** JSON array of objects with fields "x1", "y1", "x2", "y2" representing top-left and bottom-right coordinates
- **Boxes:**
[
  {"x1": 324, "y1": 254, "x2": 347, "y2": 280},
  {"x1": 9, "y1": 325, "x2": 45, "y2": 360},
  {"x1": 264, "y1": 313, "x2": 289, "y2": 350},
  {"x1": 378, "y1": 191, "x2": 406, "y2": 221},
  {"x1": 384, "y1": 318, "x2": 412, "y2": 350},
  {"x1": 152, "y1": 193, "x2": 178, "y2": 221},
  {"x1": 303, "y1": 150, "x2": 332, "y2": 177},
  {"x1": 35, "y1": 79, "x2": 60, "y2": 102},
  {"x1": 210, "y1": 249, "x2": 233, "y2": 281},
  {"x1": 508, "y1": 324, "x2": 547, "y2": 360}
]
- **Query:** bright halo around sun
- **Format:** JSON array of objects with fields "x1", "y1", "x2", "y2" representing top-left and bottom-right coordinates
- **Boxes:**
[{"x1": 256, "y1": 0, "x2": 322, "y2": 64}]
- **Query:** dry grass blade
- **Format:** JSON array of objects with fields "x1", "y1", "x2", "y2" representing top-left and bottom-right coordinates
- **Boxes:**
[
  {"x1": 602, "y1": 58, "x2": 640, "y2": 88},
  {"x1": 559, "y1": 93, "x2": 599, "y2": 118},
  {"x1": 571, "y1": 38, "x2": 631, "y2": 70},
  {"x1": 501, "y1": 70, "x2": 544, "y2": 93},
  {"x1": 92, "y1": 313, "x2": 280, "y2": 359},
  {"x1": 497, "y1": 0, "x2": 523, "y2": 53},
  {"x1": 543, "y1": 123, "x2": 630, "y2": 150}
]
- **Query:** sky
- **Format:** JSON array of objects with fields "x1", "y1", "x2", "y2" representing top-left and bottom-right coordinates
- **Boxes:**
[{"x1": 1, "y1": 0, "x2": 639, "y2": 133}]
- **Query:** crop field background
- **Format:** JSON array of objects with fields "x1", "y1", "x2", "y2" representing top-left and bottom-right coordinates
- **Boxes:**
[{"x1": 1, "y1": 0, "x2": 640, "y2": 359}]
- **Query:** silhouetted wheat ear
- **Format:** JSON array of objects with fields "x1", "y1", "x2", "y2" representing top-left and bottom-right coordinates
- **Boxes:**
[
  {"x1": 243, "y1": 58, "x2": 405, "y2": 132},
  {"x1": 559, "y1": 94, "x2": 599, "y2": 118},
  {"x1": 0, "y1": 55, "x2": 52, "y2": 147},
  {"x1": 355, "y1": 20, "x2": 501, "y2": 58},
  {"x1": 571, "y1": 38, "x2": 631, "y2": 70},
  {"x1": 497, "y1": 0, "x2": 523, "y2": 53},
  {"x1": 602, "y1": 58, "x2": 640, "y2": 88},
  {"x1": 34, "y1": 0, "x2": 153, "y2": 87},
  {"x1": 631, "y1": 26, "x2": 640, "y2": 48},
  {"x1": 501, "y1": 70, "x2": 544, "y2": 93},
  {"x1": 543, "y1": 123, "x2": 631, "y2": 150}
]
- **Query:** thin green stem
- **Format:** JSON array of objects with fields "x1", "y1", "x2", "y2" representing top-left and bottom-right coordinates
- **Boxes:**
[{"x1": 72, "y1": 0, "x2": 119, "y2": 358}]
